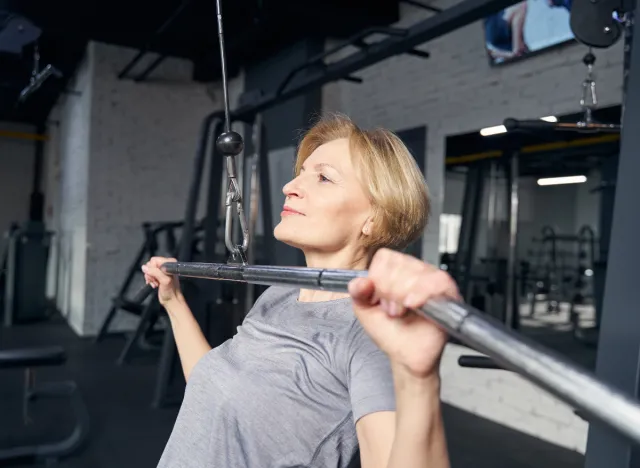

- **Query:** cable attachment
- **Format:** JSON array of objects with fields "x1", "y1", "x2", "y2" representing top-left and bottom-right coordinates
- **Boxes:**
[
  {"x1": 579, "y1": 50, "x2": 598, "y2": 125},
  {"x1": 218, "y1": 131, "x2": 248, "y2": 265},
  {"x1": 213, "y1": 0, "x2": 248, "y2": 264}
]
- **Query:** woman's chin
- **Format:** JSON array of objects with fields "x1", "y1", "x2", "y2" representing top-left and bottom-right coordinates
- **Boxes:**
[{"x1": 273, "y1": 225, "x2": 304, "y2": 249}]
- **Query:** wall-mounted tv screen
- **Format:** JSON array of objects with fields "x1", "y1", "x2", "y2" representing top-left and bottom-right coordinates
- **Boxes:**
[{"x1": 483, "y1": 0, "x2": 574, "y2": 65}]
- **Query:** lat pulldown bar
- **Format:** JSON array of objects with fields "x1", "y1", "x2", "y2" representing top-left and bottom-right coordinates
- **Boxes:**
[{"x1": 160, "y1": 260, "x2": 640, "y2": 448}]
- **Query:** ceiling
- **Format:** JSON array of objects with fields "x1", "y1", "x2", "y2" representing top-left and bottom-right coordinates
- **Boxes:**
[
  {"x1": 0, "y1": 0, "x2": 401, "y2": 124},
  {"x1": 446, "y1": 105, "x2": 622, "y2": 178}
]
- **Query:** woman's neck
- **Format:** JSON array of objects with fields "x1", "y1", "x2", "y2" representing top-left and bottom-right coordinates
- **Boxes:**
[{"x1": 297, "y1": 248, "x2": 368, "y2": 303}]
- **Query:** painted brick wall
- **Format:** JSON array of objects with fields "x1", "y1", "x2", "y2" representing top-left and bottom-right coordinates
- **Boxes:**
[
  {"x1": 44, "y1": 41, "x2": 244, "y2": 335},
  {"x1": 323, "y1": 0, "x2": 623, "y2": 453},
  {"x1": 46, "y1": 51, "x2": 93, "y2": 334},
  {"x1": 82, "y1": 42, "x2": 244, "y2": 335}
]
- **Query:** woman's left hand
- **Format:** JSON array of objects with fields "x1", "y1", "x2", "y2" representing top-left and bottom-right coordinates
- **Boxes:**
[{"x1": 348, "y1": 248, "x2": 461, "y2": 380}]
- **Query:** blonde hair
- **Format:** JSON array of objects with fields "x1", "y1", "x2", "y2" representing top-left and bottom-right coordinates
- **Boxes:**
[{"x1": 295, "y1": 113, "x2": 430, "y2": 254}]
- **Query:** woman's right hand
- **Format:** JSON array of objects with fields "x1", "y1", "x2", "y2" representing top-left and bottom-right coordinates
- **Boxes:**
[{"x1": 141, "y1": 257, "x2": 183, "y2": 306}]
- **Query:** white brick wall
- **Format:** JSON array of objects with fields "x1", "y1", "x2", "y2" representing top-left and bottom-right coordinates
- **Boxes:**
[
  {"x1": 45, "y1": 41, "x2": 244, "y2": 335},
  {"x1": 323, "y1": 0, "x2": 623, "y2": 452},
  {"x1": 49, "y1": 51, "x2": 93, "y2": 334}
]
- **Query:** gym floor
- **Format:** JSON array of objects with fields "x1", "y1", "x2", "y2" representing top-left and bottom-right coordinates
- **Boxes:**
[{"x1": 0, "y1": 315, "x2": 587, "y2": 468}]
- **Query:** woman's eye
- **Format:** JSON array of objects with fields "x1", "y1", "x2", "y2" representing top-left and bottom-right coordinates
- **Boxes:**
[{"x1": 319, "y1": 174, "x2": 331, "y2": 183}]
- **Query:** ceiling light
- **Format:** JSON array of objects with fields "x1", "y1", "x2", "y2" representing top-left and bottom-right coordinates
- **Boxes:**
[
  {"x1": 537, "y1": 175, "x2": 587, "y2": 186},
  {"x1": 541, "y1": 116, "x2": 558, "y2": 122},
  {"x1": 480, "y1": 125, "x2": 507, "y2": 136}
]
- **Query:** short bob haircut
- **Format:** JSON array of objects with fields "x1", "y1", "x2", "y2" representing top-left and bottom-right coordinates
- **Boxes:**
[{"x1": 295, "y1": 113, "x2": 430, "y2": 254}]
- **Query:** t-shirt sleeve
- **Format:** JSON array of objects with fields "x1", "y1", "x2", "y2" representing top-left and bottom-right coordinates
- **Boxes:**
[{"x1": 346, "y1": 322, "x2": 396, "y2": 423}]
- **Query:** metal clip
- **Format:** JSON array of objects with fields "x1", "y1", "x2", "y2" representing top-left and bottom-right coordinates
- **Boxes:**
[
  {"x1": 224, "y1": 154, "x2": 249, "y2": 265},
  {"x1": 580, "y1": 50, "x2": 598, "y2": 124}
]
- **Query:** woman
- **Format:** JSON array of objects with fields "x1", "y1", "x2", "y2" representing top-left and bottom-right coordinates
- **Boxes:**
[{"x1": 142, "y1": 114, "x2": 460, "y2": 468}]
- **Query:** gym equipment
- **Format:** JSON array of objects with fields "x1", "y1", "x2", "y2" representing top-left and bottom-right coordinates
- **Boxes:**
[
  {"x1": 451, "y1": 157, "x2": 522, "y2": 330},
  {"x1": 504, "y1": 50, "x2": 621, "y2": 133},
  {"x1": 0, "y1": 222, "x2": 18, "y2": 319},
  {"x1": 150, "y1": 0, "x2": 640, "y2": 448},
  {"x1": 570, "y1": 0, "x2": 624, "y2": 48},
  {"x1": 525, "y1": 224, "x2": 600, "y2": 346},
  {"x1": 95, "y1": 220, "x2": 198, "y2": 343},
  {"x1": 3, "y1": 220, "x2": 53, "y2": 326},
  {"x1": 17, "y1": 44, "x2": 63, "y2": 103},
  {"x1": 0, "y1": 346, "x2": 90, "y2": 465},
  {"x1": 568, "y1": 226, "x2": 599, "y2": 346}
]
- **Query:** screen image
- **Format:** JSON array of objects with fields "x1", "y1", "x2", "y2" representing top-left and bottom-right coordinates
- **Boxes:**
[{"x1": 483, "y1": 0, "x2": 574, "y2": 65}]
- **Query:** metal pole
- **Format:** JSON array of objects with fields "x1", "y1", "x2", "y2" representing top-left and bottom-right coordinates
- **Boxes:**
[
  {"x1": 244, "y1": 114, "x2": 263, "y2": 313},
  {"x1": 505, "y1": 152, "x2": 519, "y2": 329},
  {"x1": 159, "y1": 260, "x2": 640, "y2": 445},
  {"x1": 585, "y1": 3, "x2": 640, "y2": 466},
  {"x1": 486, "y1": 160, "x2": 498, "y2": 259}
]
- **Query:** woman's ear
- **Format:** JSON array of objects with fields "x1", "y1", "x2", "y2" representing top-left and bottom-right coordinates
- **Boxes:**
[{"x1": 362, "y1": 218, "x2": 374, "y2": 237}]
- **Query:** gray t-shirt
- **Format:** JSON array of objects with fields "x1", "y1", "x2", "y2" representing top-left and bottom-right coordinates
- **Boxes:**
[{"x1": 157, "y1": 286, "x2": 396, "y2": 468}]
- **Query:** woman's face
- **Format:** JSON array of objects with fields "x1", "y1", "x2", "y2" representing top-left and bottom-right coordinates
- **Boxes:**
[{"x1": 273, "y1": 138, "x2": 373, "y2": 255}]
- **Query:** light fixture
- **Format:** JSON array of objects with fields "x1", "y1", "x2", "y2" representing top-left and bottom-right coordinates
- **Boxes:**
[
  {"x1": 540, "y1": 116, "x2": 558, "y2": 122},
  {"x1": 479, "y1": 125, "x2": 507, "y2": 136},
  {"x1": 537, "y1": 175, "x2": 587, "y2": 186}
]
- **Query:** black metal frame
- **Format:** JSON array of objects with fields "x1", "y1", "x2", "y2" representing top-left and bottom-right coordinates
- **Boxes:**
[
  {"x1": 400, "y1": 0, "x2": 443, "y2": 13},
  {"x1": 584, "y1": 1, "x2": 640, "y2": 466},
  {"x1": 151, "y1": 114, "x2": 273, "y2": 408},
  {"x1": 152, "y1": 115, "x2": 226, "y2": 408},
  {"x1": 454, "y1": 163, "x2": 486, "y2": 301},
  {"x1": 0, "y1": 347, "x2": 91, "y2": 465}
]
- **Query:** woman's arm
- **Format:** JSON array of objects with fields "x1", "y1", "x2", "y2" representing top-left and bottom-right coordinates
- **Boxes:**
[
  {"x1": 349, "y1": 249, "x2": 460, "y2": 468},
  {"x1": 142, "y1": 257, "x2": 212, "y2": 381},
  {"x1": 356, "y1": 365, "x2": 449, "y2": 468},
  {"x1": 388, "y1": 366, "x2": 449, "y2": 468},
  {"x1": 164, "y1": 296, "x2": 212, "y2": 381}
]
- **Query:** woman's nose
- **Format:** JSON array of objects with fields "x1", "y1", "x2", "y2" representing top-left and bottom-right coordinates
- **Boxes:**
[{"x1": 282, "y1": 177, "x2": 303, "y2": 198}]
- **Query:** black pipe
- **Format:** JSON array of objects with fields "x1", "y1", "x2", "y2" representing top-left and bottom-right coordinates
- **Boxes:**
[
  {"x1": 276, "y1": 26, "x2": 408, "y2": 96},
  {"x1": 504, "y1": 117, "x2": 621, "y2": 133},
  {"x1": 179, "y1": 114, "x2": 220, "y2": 262},
  {"x1": 204, "y1": 120, "x2": 225, "y2": 262},
  {"x1": 458, "y1": 355, "x2": 507, "y2": 370},
  {"x1": 401, "y1": 0, "x2": 444, "y2": 13},
  {"x1": 133, "y1": 54, "x2": 167, "y2": 82},
  {"x1": 152, "y1": 113, "x2": 220, "y2": 409}
]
